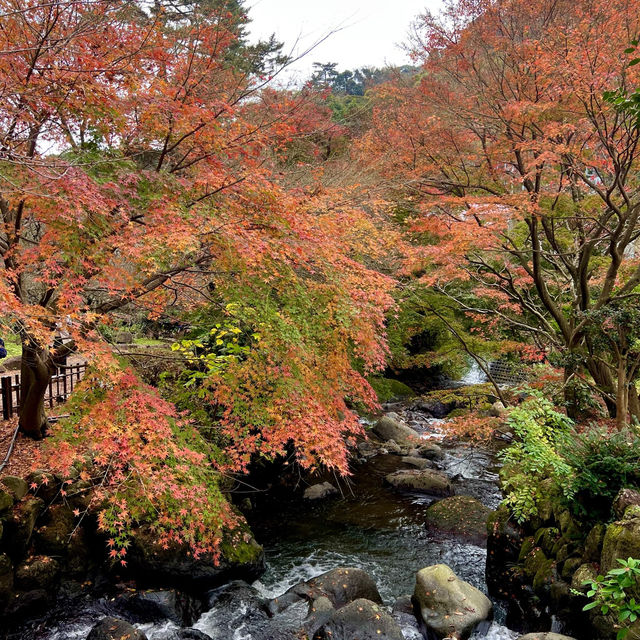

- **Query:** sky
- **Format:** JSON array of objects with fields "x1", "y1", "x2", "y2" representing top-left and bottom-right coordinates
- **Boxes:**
[{"x1": 246, "y1": 0, "x2": 443, "y2": 84}]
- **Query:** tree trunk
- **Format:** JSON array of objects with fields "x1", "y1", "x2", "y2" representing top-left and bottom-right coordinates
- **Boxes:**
[
  {"x1": 18, "y1": 342, "x2": 56, "y2": 439},
  {"x1": 629, "y1": 383, "x2": 640, "y2": 423},
  {"x1": 616, "y1": 357, "x2": 628, "y2": 429},
  {"x1": 585, "y1": 358, "x2": 617, "y2": 418},
  {"x1": 563, "y1": 363, "x2": 580, "y2": 420}
]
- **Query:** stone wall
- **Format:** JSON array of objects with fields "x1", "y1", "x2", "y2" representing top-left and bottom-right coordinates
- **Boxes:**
[{"x1": 486, "y1": 488, "x2": 640, "y2": 639}]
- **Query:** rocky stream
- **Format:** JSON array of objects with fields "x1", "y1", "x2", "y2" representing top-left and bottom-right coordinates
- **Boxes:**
[{"x1": 2, "y1": 369, "x2": 585, "y2": 640}]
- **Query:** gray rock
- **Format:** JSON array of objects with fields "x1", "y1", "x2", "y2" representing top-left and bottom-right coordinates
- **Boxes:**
[
  {"x1": 87, "y1": 617, "x2": 148, "y2": 640},
  {"x1": 417, "y1": 442, "x2": 444, "y2": 460},
  {"x1": 306, "y1": 567, "x2": 383, "y2": 608},
  {"x1": 126, "y1": 527, "x2": 265, "y2": 591},
  {"x1": 425, "y1": 495, "x2": 492, "y2": 544},
  {"x1": 613, "y1": 488, "x2": 640, "y2": 519},
  {"x1": 373, "y1": 415, "x2": 421, "y2": 446},
  {"x1": 413, "y1": 564, "x2": 492, "y2": 640},
  {"x1": 316, "y1": 598, "x2": 404, "y2": 640},
  {"x1": 113, "y1": 588, "x2": 202, "y2": 626},
  {"x1": 303, "y1": 482, "x2": 338, "y2": 500},
  {"x1": 1, "y1": 476, "x2": 28, "y2": 500},
  {"x1": 385, "y1": 469, "x2": 452, "y2": 496},
  {"x1": 401, "y1": 456, "x2": 434, "y2": 470}
]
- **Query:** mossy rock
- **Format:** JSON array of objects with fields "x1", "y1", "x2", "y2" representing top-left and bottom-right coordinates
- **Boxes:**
[
  {"x1": 532, "y1": 558, "x2": 556, "y2": 595},
  {"x1": 126, "y1": 523, "x2": 265, "y2": 591},
  {"x1": 558, "y1": 511, "x2": 583, "y2": 541},
  {"x1": 424, "y1": 495, "x2": 492, "y2": 544},
  {"x1": 15, "y1": 555, "x2": 60, "y2": 591},
  {"x1": 486, "y1": 504, "x2": 524, "y2": 596},
  {"x1": 518, "y1": 537, "x2": 535, "y2": 562},
  {"x1": 33, "y1": 505, "x2": 76, "y2": 555},
  {"x1": 1, "y1": 476, "x2": 28, "y2": 500},
  {"x1": 534, "y1": 527, "x2": 560, "y2": 556},
  {"x1": 583, "y1": 523, "x2": 606, "y2": 563},
  {"x1": 601, "y1": 516, "x2": 640, "y2": 573},
  {"x1": 570, "y1": 563, "x2": 598, "y2": 593},
  {"x1": 560, "y1": 556, "x2": 583, "y2": 582},
  {"x1": 523, "y1": 547, "x2": 548, "y2": 580},
  {"x1": 368, "y1": 377, "x2": 416, "y2": 403},
  {"x1": 0, "y1": 490, "x2": 13, "y2": 515},
  {"x1": 3, "y1": 496, "x2": 44, "y2": 559}
]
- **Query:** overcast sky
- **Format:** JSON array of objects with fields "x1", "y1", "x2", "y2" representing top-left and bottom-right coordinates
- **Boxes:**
[{"x1": 246, "y1": 0, "x2": 443, "y2": 84}]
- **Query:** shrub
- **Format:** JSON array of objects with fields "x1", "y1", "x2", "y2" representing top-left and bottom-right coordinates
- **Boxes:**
[
  {"x1": 500, "y1": 393, "x2": 574, "y2": 522},
  {"x1": 560, "y1": 427, "x2": 640, "y2": 522},
  {"x1": 581, "y1": 557, "x2": 640, "y2": 640}
]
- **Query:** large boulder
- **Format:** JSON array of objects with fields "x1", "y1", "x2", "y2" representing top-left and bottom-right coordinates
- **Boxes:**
[
  {"x1": 601, "y1": 514, "x2": 640, "y2": 573},
  {"x1": 87, "y1": 617, "x2": 147, "y2": 640},
  {"x1": 3, "y1": 496, "x2": 44, "y2": 559},
  {"x1": 315, "y1": 598, "x2": 404, "y2": 640},
  {"x1": 14, "y1": 555, "x2": 60, "y2": 591},
  {"x1": 425, "y1": 496, "x2": 492, "y2": 544},
  {"x1": 1, "y1": 476, "x2": 28, "y2": 500},
  {"x1": 305, "y1": 567, "x2": 383, "y2": 608},
  {"x1": 385, "y1": 469, "x2": 452, "y2": 496},
  {"x1": 303, "y1": 482, "x2": 338, "y2": 500},
  {"x1": 413, "y1": 564, "x2": 492, "y2": 640},
  {"x1": 112, "y1": 589, "x2": 202, "y2": 626},
  {"x1": 372, "y1": 414, "x2": 421, "y2": 446},
  {"x1": 33, "y1": 504, "x2": 76, "y2": 555},
  {"x1": 125, "y1": 526, "x2": 265, "y2": 591},
  {"x1": 402, "y1": 456, "x2": 434, "y2": 470}
]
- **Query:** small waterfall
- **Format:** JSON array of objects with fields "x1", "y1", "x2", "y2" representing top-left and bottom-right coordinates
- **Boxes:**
[{"x1": 460, "y1": 360, "x2": 488, "y2": 386}]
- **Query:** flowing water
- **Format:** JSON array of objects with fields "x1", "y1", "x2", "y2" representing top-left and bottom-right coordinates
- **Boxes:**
[{"x1": 22, "y1": 408, "x2": 520, "y2": 640}]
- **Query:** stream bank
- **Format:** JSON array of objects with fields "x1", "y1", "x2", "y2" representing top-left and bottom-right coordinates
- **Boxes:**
[{"x1": 0, "y1": 383, "x2": 587, "y2": 640}]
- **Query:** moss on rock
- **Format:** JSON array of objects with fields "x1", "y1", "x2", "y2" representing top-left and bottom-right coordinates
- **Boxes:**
[{"x1": 368, "y1": 377, "x2": 416, "y2": 403}]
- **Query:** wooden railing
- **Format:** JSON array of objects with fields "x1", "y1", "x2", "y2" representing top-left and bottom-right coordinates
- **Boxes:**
[{"x1": 1, "y1": 362, "x2": 87, "y2": 420}]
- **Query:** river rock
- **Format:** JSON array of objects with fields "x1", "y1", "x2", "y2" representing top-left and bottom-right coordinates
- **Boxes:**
[
  {"x1": 87, "y1": 617, "x2": 148, "y2": 640},
  {"x1": 413, "y1": 564, "x2": 492, "y2": 640},
  {"x1": 112, "y1": 588, "x2": 202, "y2": 626},
  {"x1": 316, "y1": 598, "x2": 404, "y2": 640},
  {"x1": 306, "y1": 567, "x2": 383, "y2": 608},
  {"x1": 425, "y1": 495, "x2": 492, "y2": 544},
  {"x1": 304, "y1": 482, "x2": 338, "y2": 500},
  {"x1": 402, "y1": 456, "x2": 434, "y2": 470},
  {"x1": 372, "y1": 414, "x2": 421, "y2": 446},
  {"x1": 385, "y1": 469, "x2": 452, "y2": 496},
  {"x1": 391, "y1": 595, "x2": 422, "y2": 640},
  {"x1": 357, "y1": 440, "x2": 379, "y2": 459},
  {"x1": 125, "y1": 526, "x2": 265, "y2": 591},
  {"x1": 304, "y1": 596, "x2": 335, "y2": 637},
  {"x1": 517, "y1": 635, "x2": 577, "y2": 640},
  {"x1": 417, "y1": 442, "x2": 444, "y2": 460}
]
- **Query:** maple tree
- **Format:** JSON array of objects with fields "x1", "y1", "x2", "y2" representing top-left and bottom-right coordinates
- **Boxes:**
[
  {"x1": 362, "y1": 0, "x2": 640, "y2": 426},
  {"x1": 0, "y1": 0, "x2": 399, "y2": 554}
]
